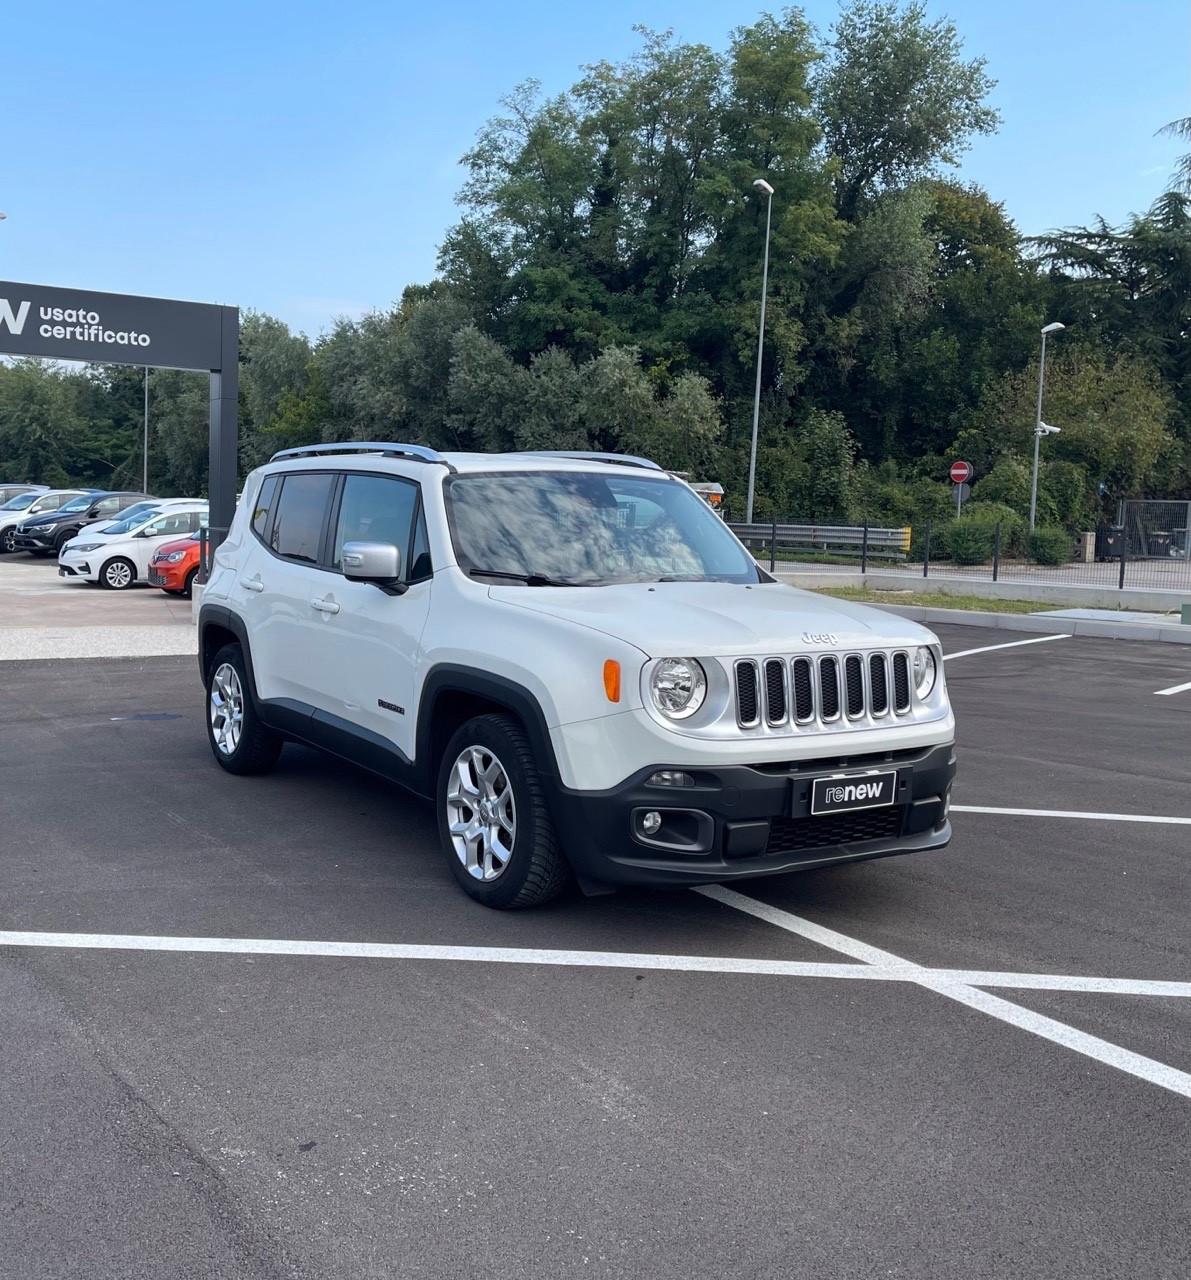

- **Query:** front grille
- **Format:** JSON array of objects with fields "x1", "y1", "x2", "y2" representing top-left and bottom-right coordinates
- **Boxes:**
[
  {"x1": 732, "y1": 648, "x2": 916, "y2": 730},
  {"x1": 764, "y1": 659, "x2": 786, "y2": 724},
  {"x1": 765, "y1": 807, "x2": 902, "y2": 856},
  {"x1": 735, "y1": 660, "x2": 759, "y2": 727}
]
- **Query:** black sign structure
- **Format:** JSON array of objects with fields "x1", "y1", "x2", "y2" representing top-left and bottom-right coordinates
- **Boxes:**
[{"x1": 0, "y1": 280, "x2": 238, "y2": 548}]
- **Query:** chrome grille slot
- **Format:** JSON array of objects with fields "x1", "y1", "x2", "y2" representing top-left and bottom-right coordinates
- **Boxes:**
[
  {"x1": 818, "y1": 656, "x2": 841, "y2": 721},
  {"x1": 844, "y1": 654, "x2": 865, "y2": 719},
  {"x1": 735, "y1": 660, "x2": 760, "y2": 727},
  {"x1": 764, "y1": 659, "x2": 787, "y2": 724},
  {"x1": 892, "y1": 651, "x2": 911, "y2": 713},
  {"x1": 869, "y1": 654, "x2": 889, "y2": 715},
  {"x1": 791, "y1": 657, "x2": 815, "y2": 722}
]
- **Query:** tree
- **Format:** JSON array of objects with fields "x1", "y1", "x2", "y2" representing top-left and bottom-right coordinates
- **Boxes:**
[
  {"x1": 815, "y1": 0, "x2": 999, "y2": 219},
  {"x1": 1159, "y1": 116, "x2": 1191, "y2": 193}
]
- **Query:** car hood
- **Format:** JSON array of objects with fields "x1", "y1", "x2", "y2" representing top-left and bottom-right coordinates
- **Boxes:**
[
  {"x1": 489, "y1": 580, "x2": 937, "y2": 657},
  {"x1": 19, "y1": 511, "x2": 74, "y2": 528},
  {"x1": 152, "y1": 536, "x2": 197, "y2": 558}
]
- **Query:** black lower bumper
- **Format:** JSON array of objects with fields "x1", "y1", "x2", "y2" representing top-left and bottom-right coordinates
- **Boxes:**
[
  {"x1": 14, "y1": 533, "x2": 55, "y2": 552},
  {"x1": 550, "y1": 741, "x2": 956, "y2": 889}
]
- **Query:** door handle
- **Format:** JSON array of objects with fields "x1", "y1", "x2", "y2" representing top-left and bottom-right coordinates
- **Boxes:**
[
  {"x1": 240, "y1": 578, "x2": 264, "y2": 593},
  {"x1": 311, "y1": 597, "x2": 341, "y2": 615}
]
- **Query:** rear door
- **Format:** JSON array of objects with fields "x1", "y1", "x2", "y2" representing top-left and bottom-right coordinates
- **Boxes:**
[{"x1": 243, "y1": 471, "x2": 339, "y2": 708}]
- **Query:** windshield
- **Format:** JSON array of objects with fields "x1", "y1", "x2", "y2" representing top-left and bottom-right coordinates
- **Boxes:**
[
  {"x1": 58, "y1": 495, "x2": 93, "y2": 513},
  {"x1": 1, "y1": 492, "x2": 37, "y2": 511},
  {"x1": 446, "y1": 471, "x2": 760, "y2": 586},
  {"x1": 98, "y1": 504, "x2": 158, "y2": 535}
]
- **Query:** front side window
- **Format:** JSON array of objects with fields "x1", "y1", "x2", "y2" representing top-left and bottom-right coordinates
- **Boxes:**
[
  {"x1": 144, "y1": 511, "x2": 200, "y2": 537},
  {"x1": 93, "y1": 496, "x2": 123, "y2": 515},
  {"x1": 445, "y1": 471, "x2": 760, "y2": 586},
  {"x1": 270, "y1": 473, "x2": 335, "y2": 564},
  {"x1": 331, "y1": 473, "x2": 419, "y2": 572}
]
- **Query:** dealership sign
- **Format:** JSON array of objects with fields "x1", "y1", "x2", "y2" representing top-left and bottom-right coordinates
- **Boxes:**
[{"x1": 0, "y1": 280, "x2": 224, "y2": 370}]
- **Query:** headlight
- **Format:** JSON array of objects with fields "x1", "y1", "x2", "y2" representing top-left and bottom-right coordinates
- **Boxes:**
[
  {"x1": 649, "y1": 658, "x2": 707, "y2": 720},
  {"x1": 72, "y1": 543, "x2": 101, "y2": 553},
  {"x1": 912, "y1": 646, "x2": 937, "y2": 698},
  {"x1": 163, "y1": 550, "x2": 187, "y2": 562}
]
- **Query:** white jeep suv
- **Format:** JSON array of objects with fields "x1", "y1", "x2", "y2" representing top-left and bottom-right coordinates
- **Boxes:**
[{"x1": 199, "y1": 445, "x2": 955, "y2": 908}]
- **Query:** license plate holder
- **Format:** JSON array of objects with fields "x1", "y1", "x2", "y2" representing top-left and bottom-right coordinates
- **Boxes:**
[{"x1": 810, "y1": 770, "x2": 897, "y2": 816}]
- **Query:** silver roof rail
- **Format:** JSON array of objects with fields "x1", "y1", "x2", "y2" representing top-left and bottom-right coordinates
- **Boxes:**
[
  {"x1": 514, "y1": 450, "x2": 663, "y2": 472},
  {"x1": 269, "y1": 442, "x2": 455, "y2": 472}
]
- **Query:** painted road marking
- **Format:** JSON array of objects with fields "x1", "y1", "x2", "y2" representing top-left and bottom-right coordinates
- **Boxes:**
[
  {"x1": 695, "y1": 885, "x2": 1191, "y2": 1100},
  {"x1": 1154, "y1": 679, "x2": 1191, "y2": 697},
  {"x1": 2, "y1": 930, "x2": 1190, "y2": 1002},
  {"x1": 943, "y1": 634, "x2": 1068, "y2": 662},
  {"x1": 952, "y1": 804, "x2": 1191, "y2": 826}
]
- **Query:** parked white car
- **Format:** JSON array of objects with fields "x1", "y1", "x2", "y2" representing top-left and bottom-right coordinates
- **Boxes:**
[
  {"x1": 0, "y1": 489, "x2": 92, "y2": 554},
  {"x1": 59, "y1": 504, "x2": 209, "y2": 589},
  {"x1": 198, "y1": 444, "x2": 956, "y2": 909},
  {"x1": 81, "y1": 497, "x2": 208, "y2": 540}
]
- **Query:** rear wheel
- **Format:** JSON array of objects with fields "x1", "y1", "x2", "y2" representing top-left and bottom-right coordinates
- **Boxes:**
[
  {"x1": 98, "y1": 557, "x2": 136, "y2": 590},
  {"x1": 437, "y1": 713, "x2": 569, "y2": 909},
  {"x1": 205, "y1": 643, "x2": 282, "y2": 775}
]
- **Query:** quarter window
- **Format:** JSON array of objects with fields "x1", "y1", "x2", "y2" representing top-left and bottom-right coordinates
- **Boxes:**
[
  {"x1": 331, "y1": 473, "x2": 419, "y2": 573},
  {"x1": 252, "y1": 475, "x2": 280, "y2": 541},
  {"x1": 270, "y1": 473, "x2": 335, "y2": 564}
]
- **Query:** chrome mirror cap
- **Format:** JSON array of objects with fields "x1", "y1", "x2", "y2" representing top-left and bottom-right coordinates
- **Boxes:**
[{"x1": 342, "y1": 541, "x2": 402, "y2": 583}]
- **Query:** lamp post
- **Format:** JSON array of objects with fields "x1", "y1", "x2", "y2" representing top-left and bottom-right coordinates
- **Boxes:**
[
  {"x1": 745, "y1": 178, "x2": 774, "y2": 525},
  {"x1": 1029, "y1": 321, "x2": 1065, "y2": 530}
]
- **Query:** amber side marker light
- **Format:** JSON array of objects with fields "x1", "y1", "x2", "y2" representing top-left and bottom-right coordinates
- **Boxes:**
[{"x1": 603, "y1": 659, "x2": 621, "y2": 703}]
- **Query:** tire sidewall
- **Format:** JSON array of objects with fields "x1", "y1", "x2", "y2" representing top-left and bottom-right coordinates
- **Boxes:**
[{"x1": 436, "y1": 716, "x2": 549, "y2": 908}]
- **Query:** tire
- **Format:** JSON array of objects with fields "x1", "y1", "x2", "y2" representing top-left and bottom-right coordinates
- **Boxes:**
[
  {"x1": 0, "y1": 528, "x2": 16, "y2": 554},
  {"x1": 205, "y1": 643, "x2": 282, "y2": 775},
  {"x1": 181, "y1": 567, "x2": 198, "y2": 599},
  {"x1": 98, "y1": 557, "x2": 136, "y2": 590},
  {"x1": 437, "y1": 714, "x2": 569, "y2": 909},
  {"x1": 53, "y1": 530, "x2": 73, "y2": 554}
]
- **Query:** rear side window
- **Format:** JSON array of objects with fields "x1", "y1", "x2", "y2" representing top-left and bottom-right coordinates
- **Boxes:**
[
  {"x1": 252, "y1": 475, "x2": 279, "y2": 540},
  {"x1": 270, "y1": 473, "x2": 335, "y2": 564},
  {"x1": 331, "y1": 473, "x2": 418, "y2": 571}
]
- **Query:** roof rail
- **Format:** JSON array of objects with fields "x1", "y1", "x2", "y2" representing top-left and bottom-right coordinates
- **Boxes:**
[
  {"x1": 514, "y1": 450, "x2": 663, "y2": 472},
  {"x1": 268, "y1": 442, "x2": 455, "y2": 472}
]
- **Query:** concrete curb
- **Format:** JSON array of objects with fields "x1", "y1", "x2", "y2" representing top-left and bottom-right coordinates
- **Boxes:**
[{"x1": 852, "y1": 602, "x2": 1191, "y2": 645}]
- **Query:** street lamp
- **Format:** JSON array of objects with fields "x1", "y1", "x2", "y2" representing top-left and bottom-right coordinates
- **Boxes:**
[
  {"x1": 745, "y1": 178, "x2": 775, "y2": 525},
  {"x1": 1029, "y1": 321, "x2": 1065, "y2": 530}
]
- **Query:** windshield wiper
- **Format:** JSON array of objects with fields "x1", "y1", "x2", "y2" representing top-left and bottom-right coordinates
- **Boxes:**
[{"x1": 468, "y1": 568, "x2": 597, "y2": 587}]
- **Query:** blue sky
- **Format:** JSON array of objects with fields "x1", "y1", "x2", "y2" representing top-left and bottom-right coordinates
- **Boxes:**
[{"x1": 3, "y1": 0, "x2": 1186, "y2": 337}]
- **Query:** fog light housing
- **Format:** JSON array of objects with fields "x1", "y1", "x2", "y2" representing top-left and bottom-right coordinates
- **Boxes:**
[
  {"x1": 647, "y1": 769, "x2": 695, "y2": 788},
  {"x1": 641, "y1": 810, "x2": 663, "y2": 835}
]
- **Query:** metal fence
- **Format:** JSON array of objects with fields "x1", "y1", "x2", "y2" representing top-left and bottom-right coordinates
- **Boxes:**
[{"x1": 729, "y1": 516, "x2": 1191, "y2": 595}]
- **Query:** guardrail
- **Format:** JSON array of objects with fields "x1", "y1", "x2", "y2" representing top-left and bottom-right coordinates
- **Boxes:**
[{"x1": 728, "y1": 522, "x2": 912, "y2": 573}]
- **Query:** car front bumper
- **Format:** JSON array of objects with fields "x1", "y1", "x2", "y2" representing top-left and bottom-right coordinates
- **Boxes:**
[
  {"x1": 14, "y1": 530, "x2": 58, "y2": 551},
  {"x1": 549, "y1": 741, "x2": 956, "y2": 889},
  {"x1": 148, "y1": 562, "x2": 189, "y2": 589}
]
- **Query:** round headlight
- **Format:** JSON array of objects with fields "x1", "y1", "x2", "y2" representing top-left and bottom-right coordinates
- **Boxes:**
[
  {"x1": 649, "y1": 658, "x2": 707, "y2": 720},
  {"x1": 912, "y1": 646, "x2": 937, "y2": 698}
]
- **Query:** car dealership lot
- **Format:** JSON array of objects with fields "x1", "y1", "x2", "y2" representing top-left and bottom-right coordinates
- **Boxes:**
[{"x1": 2, "y1": 624, "x2": 1190, "y2": 1279}]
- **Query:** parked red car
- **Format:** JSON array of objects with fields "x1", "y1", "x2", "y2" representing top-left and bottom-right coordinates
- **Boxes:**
[{"x1": 148, "y1": 531, "x2": 201, "y2": 597}]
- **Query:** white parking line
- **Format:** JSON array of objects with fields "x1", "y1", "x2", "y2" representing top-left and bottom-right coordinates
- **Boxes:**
[
  {"x1": 1154, "y1": 679, "x2": 1191, "y2": 697},
  {"x1": 2, "y1": 929, "x2": 1190, "y2": 1001},
  {"x1": 695, "y1": 885, "x2": 1191, "y2": 1100},
  {"x1": 952, "y1": 804, "x2": 1191, "y2": 826},
  {"x1": 943, "y1": 634, "x2": 1068, "y2": 662}
]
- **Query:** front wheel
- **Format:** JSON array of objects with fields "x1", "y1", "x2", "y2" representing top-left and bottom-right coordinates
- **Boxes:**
[
  {"x1": 437, "y1": 714, "x2": 569, "y2": 909},
  {"x1": 0, "y1": 528, "x2": 16, "y2": 554},
  {"x1": 205, "y1": 643, "x2": 282, "y2": 775},
  {"x1": 98, "y1": 557, "x2": 136, "y2": 590}
]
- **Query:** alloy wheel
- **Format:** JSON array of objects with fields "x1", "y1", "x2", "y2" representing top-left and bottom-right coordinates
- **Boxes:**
[
  {"x1": 445, "y1": 745, "x2": 516, "y2": 881},
  {"x1": 104, "y1": 561, "x2": 133, "y2": 589},
  {"x1": 209, "y1": 662, "x2": 245, "y2": 756}
]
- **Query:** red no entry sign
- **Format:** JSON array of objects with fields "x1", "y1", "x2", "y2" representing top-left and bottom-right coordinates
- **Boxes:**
[{"x1": 949, "y1": 460, "x2": 973, "y2": 484}]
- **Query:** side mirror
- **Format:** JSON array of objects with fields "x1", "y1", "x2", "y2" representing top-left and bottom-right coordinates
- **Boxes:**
[{"x1": 342, "y1": 541, "x2": 404, "y2": 593}]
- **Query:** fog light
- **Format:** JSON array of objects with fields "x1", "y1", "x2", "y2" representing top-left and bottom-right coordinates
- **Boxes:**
[
  {"x1": 642, "y1": 811, "x2": 663, "y2": 836},
  {"x1": 647, "y1": 769, "x2": 694, "y2": 788}
]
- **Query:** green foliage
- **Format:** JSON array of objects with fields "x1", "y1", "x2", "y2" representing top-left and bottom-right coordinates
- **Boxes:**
[
  {"x1": 0, "y1": 7, "x2": 1184, "y2": 529},
  {"x1": 1029, "y1": 526, "x2": 1073, "y2": 565},
  {"x1": 944, "y1": 519, "x2": 994, "y2": 564}
]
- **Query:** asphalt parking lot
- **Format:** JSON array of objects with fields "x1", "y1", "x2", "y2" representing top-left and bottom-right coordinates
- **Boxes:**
[{"x1": 3, "y1": 623, "x2": 1191, "y2": 1279}]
